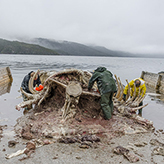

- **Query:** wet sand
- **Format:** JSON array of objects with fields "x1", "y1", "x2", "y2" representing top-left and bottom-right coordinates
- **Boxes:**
[{"x1": 1, "y1": 125, "x2": 164, "y2": 164}]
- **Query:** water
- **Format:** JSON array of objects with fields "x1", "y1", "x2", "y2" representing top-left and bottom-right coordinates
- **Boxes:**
[{"x1": 0, "y1": 54, "x2": 164, "y2": 130}]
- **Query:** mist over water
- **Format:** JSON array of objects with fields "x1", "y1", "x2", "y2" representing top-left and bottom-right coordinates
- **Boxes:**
[{"x1": 0, "y1": 54, "x2": 164, "y2": 130}]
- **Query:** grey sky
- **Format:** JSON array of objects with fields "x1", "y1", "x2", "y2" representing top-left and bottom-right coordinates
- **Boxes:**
[{"x1": 0, "y1": 0, "x2": 164, "y2": 54}]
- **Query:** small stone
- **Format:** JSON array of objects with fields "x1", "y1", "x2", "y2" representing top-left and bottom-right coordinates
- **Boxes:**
[
  {"x1": 79, "y1": 145, "x2": 89, "y2": 149},
  {"x1": 43, "y1": 139, "x2": 51, "y2": 145},
  {"x1": 143, "y1": 142, "x2": 148, "y2": 145},
  {"x1": 134, "y1": 142, "x2": 146, "y2": 147},
  {"x1": 8, "y1": 140, "x2": 18, "y2": 147},
  {"x1": 159, "y1": 129, "x2": 163, "y2": 132},
  {"x1": 76, "y1": 156, "x2": 81, "y2": 159},
  {"x1": 53, "y1": 156, "x2": 58, "y2": 159}
]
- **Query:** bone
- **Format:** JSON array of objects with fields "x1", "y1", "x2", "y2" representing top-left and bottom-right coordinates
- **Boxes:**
[
  {"x1": 20, "y1": 87, "x2": 34, "y2": 99},
  {"x1": 44, "y1": 68, "x2": 84, "y2": 85},
  {"x1": 129, "y1": 103, "x2": 148, "y2": 112},
  {"x1": 29, "y1": 70, "x2": 40, "y2": 94},
  {"x1": 48, "y1": 78, "x2": 67, "y2": 88},
  {"x1": 125, "y1": 79, "x2": 130, "y2": 101},
  {"x1": 28, "y1": 77, "x2": 36, "y2": 94},
  {"x1": 118, "y1": 77, "x2": 124, "y2": 101},
  {"x1": 5, "y1": 148, "x2": 26, "y2": 159},
  {"x1": 114, "y1": 75, "x2": 121, "y2": 99},
  {"x1": 82, "y1": 91, "x2": 100, "y2": 97},
  {"x1": 38, "y1": 86, "x2": 50, "y2": 106}
]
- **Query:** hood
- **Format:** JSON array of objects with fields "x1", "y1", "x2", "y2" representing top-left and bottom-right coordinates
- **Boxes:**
[
  {"x1": 28, "y1": 71, "x2": 34, "y2": 76},
  {"x1": 94, "y1": 67, "x2": 107, "y2": 72}
]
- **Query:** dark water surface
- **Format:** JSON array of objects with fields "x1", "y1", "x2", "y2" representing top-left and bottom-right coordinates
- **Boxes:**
[{"x1": 0, "y1": 54, "x2": 164, "y2": 130}]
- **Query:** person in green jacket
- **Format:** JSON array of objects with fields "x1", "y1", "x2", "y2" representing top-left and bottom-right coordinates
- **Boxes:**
[{"x1": 88, "y1": 67, "x2": 117, "y2": 120}]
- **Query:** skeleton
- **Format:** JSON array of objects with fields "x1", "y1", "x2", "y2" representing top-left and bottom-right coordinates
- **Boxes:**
[
  {"x1": 62, "y1": 81, "x2": 82, "y2": 120},
  {"x1": 15, "y1": 68, "x2": 152, "y2": 127}
]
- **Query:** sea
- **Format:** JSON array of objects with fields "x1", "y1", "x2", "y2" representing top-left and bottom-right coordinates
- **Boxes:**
[{"x1": 0, "y1": 54, "x2": 164, "y2": 130}]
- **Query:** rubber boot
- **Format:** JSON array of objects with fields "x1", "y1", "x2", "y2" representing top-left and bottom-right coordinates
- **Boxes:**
[{"x1": 138, "y1": 108, "x2": 142, "y2": 117}]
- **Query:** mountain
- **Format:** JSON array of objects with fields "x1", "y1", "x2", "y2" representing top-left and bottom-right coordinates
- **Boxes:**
[
  {"x1": 0, "y1": 38, "x2": 58, "y2": 55},
  {"x1": 28, "y1": 38, "x2": 136, "y2": 57},
  {"x1": 2, "y1": 37, "x2": 161, "y2": 57},
  {"x1": 89, "y1": 45, "x2": 135, "y2": 57}
]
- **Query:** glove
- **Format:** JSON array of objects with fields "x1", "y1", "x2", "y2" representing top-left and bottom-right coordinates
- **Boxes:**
[
  {"x1": 39, "y1": 84, "x2": 44, "y2": 90},
  {"x1": 123, "y1": 94, "x2": 126, "y2": 101},
  {"x1": 35, "y1": 84, "x2": 44, "y2": 91}
]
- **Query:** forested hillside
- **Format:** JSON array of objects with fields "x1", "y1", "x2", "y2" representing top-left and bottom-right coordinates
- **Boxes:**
[
  {"x1": 0, "y1": 38, "x2": 58, "y2": 55},
  {"x1": 30, "y1": 38, "x2": 134, "y2": 57}
]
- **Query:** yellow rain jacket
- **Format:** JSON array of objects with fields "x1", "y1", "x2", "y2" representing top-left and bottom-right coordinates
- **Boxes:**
[{"x1": 123, "y1": 78, "x2": 146, "y2": 97}]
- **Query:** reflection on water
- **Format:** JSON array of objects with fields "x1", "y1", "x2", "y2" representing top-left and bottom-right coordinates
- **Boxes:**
[{"x1": 0, "y1": 55, "x2": 164, "y2": 130}]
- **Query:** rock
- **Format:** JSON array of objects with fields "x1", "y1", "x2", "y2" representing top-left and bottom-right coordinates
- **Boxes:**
[
  {"x1": 24, "y1": 141, "x2": 36, "y2": 155},
  {"x1": 81, "y1": 135, "x2": 100, "y2": 143},
  {"x1": 154, "y1": 133, "x2": 157, "y2": 136},
  {"x1": 22, "y1": 132, "x2": 34, "y2": 140},
  {"x1": 149, "y1": 139, "x2": 164, "y2": 147},
  {"x1": 76, "y1": 156, "x2": 81, "y2": 159},
  {"x1": 114, "y1": 146, "x2": 139, "y2": 163},
  {"x1": 52, "y1": 156, "x2": 58, "y2": 159},
  {"x1": 8, "y1": 140, "x2": 18, "y2": 147},
  {"x1": 152, "y1": 147, "x2": 164, "y2": 156},
  {"x1": 134, "y1": 142, "x2": 146, "y2": 147},
  {"x1": 43, "y1": 139, "x2": 51, "y2": 145},
  {"x1": 57, "y1": 137, "x2": 77, "y2": 144},
  {"x1": 81, "y1": 141, "x2": 92, "y2": 147},
  {"x1": 79, "y1": 145, "x2": 89, "y2": 149},
  {"x1": 159, "y1": 129, "x2": 163, "y2": 132}
]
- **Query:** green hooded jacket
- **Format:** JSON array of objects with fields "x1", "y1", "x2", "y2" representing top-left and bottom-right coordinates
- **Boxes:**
[{"x1": 88, "y1": 67, "x2": 116, "y2": 95}]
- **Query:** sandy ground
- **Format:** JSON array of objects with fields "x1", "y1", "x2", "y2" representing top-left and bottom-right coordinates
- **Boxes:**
[
  {"x1": 1, "y1": 116, "x2": 164, "y2": 164},
  {"x1": 0, "y1": 130, "x2": 164, "y2": 164}
]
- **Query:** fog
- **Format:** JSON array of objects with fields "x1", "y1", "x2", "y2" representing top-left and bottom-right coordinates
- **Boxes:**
[{"x1": 0, "y1": 0, "x2": 164, "y2": 54}]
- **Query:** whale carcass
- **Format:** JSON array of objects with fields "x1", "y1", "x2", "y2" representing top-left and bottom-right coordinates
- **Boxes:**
[{"x1": 15, "y1": 68, "x2": 154, "y2": 142}]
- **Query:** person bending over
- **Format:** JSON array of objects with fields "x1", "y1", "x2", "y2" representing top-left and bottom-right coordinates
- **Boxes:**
[
  {"x1": 88, "y1": 67, "x2": 116, "y2": 120},
  {"x1": 123, "y1": 78, "x2": 146, "y2": 116}
]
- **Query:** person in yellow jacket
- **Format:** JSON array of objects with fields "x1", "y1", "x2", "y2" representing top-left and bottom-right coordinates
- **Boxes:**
[{"x1": 123, "y1": 78, "x2": 146, "y2": 116}]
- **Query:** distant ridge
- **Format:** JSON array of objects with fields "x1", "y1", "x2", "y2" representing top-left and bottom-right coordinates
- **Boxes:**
[
  {"x1": 1, "y1": 37, "x2": 163, "y2": 57},
  {"x1": 0, "y1": 38, "x2": 58, "y2": 55},
  {"x1": 29, "y1": 38, "x2": 135, "y2": 57}
]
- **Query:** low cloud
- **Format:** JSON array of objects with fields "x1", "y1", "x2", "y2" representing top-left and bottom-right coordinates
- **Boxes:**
[{"x1": 0, "y1": 0, "x2": 164, "y2": 54}]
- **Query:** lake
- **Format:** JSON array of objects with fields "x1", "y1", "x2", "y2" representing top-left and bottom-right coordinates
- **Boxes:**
[{"x1": 0, "y1": 54, "x2": 164, "y2": 130}]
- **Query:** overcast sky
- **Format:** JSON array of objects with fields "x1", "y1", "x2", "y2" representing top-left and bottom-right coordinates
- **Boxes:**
[{"x1": 0, "y1": 0, "x2": 164, "y2": 54}]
